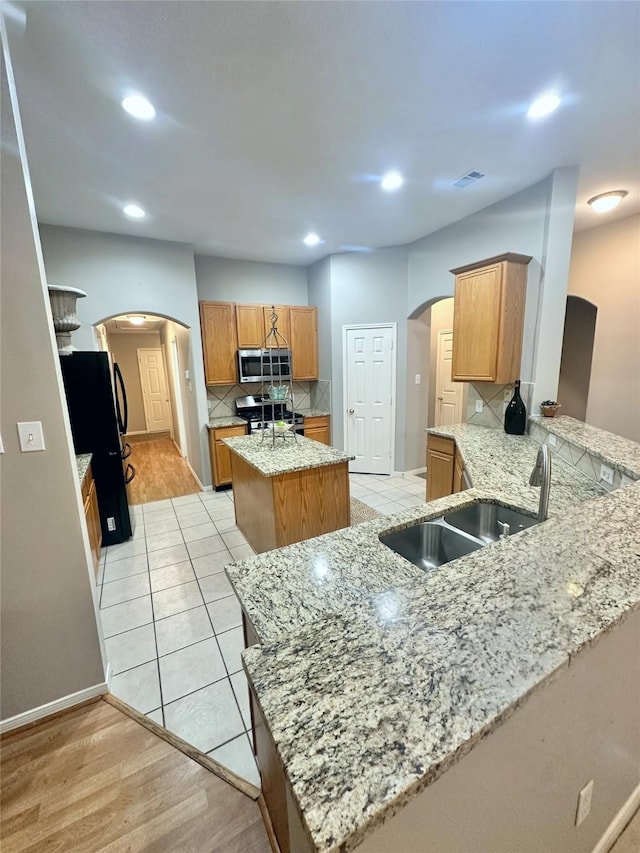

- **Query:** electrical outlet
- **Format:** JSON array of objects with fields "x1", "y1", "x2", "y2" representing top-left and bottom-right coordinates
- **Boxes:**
[
  {"x1": 547, "y1": 434, "x2": 557, "y2": 447},
  {"x1": 599, "y1": 464, "x2": 614, "y2": 485},
  {"x1": 504, "y1": 389, "x2": 512, "y2": 402},
  {"x1": 475, "y1": 399, "x2": 484, "y2": 413},
  {"x1": 415, "y1": 374, "x2": 421, "y2": 385},
  {"x1": 575, "y1": 779, "x2": 594, "y2": 826}
]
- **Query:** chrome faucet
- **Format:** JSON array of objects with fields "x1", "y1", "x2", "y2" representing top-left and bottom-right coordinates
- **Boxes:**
[{"x1": 529, "y1": 443, "x2": 551, "y2": 521}]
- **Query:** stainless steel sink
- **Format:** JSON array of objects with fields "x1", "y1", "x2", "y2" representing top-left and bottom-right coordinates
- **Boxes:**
[
  {"x1": 380, "y1": 520, "x2": 484, "y2": 571},
  {"x1": 444, "y1": 501, "x2": 538, "y2": 544}
]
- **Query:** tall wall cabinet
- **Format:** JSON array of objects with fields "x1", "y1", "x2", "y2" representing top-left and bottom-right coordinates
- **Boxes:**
[
  {"x1": 451, "y1": 253, "x2": 531, "y2": 384},
  {"x1": 200, "y1": 301, "x2": 318, "y2": 385}
]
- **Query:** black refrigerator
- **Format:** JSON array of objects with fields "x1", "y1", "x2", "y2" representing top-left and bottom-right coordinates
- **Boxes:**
[{"x1": 60, "y1": 351, "x2": 134, "y2": 546}]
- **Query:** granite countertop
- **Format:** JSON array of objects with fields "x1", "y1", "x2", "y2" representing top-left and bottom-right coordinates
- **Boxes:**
[
  {"x1": 76, "y1": 453, "x2": 92, "y2": 484},
  {"x1": 223, "y1": 433, "x2": 354, "y2": 478},
  {"x1": 207, "y1": 416, "x2": 248, "y2": 429},
  {"x1": 296, "y1": 407, "x2": 331, "y2": 418},
  {"x1": 228, "y1": 423, "x2": 640, "y2": 853},
  {"x1": 529, "y1": 415, "x2": 640, "y2": 479}
]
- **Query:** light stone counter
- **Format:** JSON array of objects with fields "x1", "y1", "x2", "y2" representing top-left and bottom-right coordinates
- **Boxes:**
[
  {"x1": 296, "y1": 407, "x2": 331, "y2": 418},
  {"x1": 226, "y1": 422, "x2": 640, "y2": 852},
  {"x1": 207, "y1": 416, "x2": 247, "y2": 429},
  {"x1": 76, "y1": 453, "x2": 92, "y2": 484},
  {"x1": 223, "y1": 433, "x2": 353, "y2": 478}
]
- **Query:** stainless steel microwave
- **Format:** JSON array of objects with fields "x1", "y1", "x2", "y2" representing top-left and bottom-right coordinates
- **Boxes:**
[{"x1": 237, "y1": 349, "x2": 292, "y2": 384}]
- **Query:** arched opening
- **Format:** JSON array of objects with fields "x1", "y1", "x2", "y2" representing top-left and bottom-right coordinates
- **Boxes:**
[
  {"x1": 96, "y1": 312, "x2": 199, "y2": 505},
  {"x1": 557, "y1": 296, "x2": 597, "y2": 422}
]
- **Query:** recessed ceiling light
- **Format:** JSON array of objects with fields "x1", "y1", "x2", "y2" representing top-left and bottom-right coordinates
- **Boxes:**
[
  {"x1": 303, "y1": 233, "x2": 323, "y2": 247},
  {"x1": 587, "y1": 190, "x2": 628, "y2": 213},
  {"x1": 527, "y1": 93, "x2": 561, "y2": 119},
  {"x1": 123, "y1": 203, "x2": 146, "y2": 219},
  {"x1": 128, "y1": 315, "x2": 146, "y2": 326},
  {"x1": 381, "y1": 171, "x2": 404, "y2": 191},
  {"x1": 121, "y1": 94, "x2": 156, "y2": 121}
]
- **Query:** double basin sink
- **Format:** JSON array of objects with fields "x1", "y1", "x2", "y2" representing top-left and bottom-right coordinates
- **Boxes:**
[{"x1": 380, "y1": 501, "x2": 538, "y2": 572}]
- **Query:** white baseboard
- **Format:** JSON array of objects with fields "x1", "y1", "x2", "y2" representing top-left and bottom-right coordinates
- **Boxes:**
[
  {"x1": 0, "y1": 679, "x2": 109, "y2": 734},
  {"x1": 402, "y1": 466, "x2": 427, "y2": 476},
  {"x1": 124, "y1": 430, "x2": 147, "y2": 436},
  {"x1": 186, "y1": 460, "x2": 211, "y2": 492},
  {"x1": 592, "y1": 781, "x2": 640, "y2": 853}
]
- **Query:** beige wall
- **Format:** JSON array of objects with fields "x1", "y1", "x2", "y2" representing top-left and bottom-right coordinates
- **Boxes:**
[
  {"x1": 107, "y1": 331, "x2": 162, "y2": 434},
  {"x1": 160, "y1": 320, "x2": 201, "y2": 474},
  {"x1": 1, "y1": 43, "x2": 105, "y2": 723},
  {"x1": 567, "y1": 215, "x2": 640, "y2": 441}
]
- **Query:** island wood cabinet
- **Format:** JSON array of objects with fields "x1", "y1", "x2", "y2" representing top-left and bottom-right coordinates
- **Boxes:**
[
  {"x1": 199, "y1": 301, "x2": 238, "y2": 385},
  {"x1": 200, "y1": 301, "x2": 318, "y2": 384},
  {"x1": 451, "y1": 253, "x2": 531, "y2": 384},
  {"x1": 303, "y1": 415, "x2": 330, "y2": 445},
  {"x1": 426, "y1": 434, "x2": 466, "y2": 501},
  {"x1": 208, "y1": 424, "x2": 248, "y2": 488},
  {"x1": 82, "y1": 464, "x2": 102, "y2": 577}
]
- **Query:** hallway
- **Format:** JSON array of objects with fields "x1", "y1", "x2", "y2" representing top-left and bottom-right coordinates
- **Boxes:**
[{"x1": 126, "y1": 434, "x2": 200, "y2": 504}]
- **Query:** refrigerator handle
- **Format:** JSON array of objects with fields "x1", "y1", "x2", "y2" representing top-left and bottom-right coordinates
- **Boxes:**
[
  {"x1": 113, "y1": 361, "x2": 128, "y2": 435},
  {"x1": 122, "y1": 441, "x2": 132, "y2": 460},
  {"x1": 125, "y1": 463, "x2": 136, "y2": 484}
]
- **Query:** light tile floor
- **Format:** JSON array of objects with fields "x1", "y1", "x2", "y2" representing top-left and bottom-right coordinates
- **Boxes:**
[{"x1": 97, "y1": 471, "x2": 427, "y2": 788}]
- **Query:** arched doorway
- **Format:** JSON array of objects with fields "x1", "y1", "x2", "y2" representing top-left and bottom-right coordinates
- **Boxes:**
[{"x1": 557, "y1": 296, "x2": 597, "y2": 422}]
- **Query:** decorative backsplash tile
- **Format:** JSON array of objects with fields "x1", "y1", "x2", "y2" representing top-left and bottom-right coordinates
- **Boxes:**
[
  {"x1": 207, "y1": 382, "x2": 312, "y2": 418},
  {"x1": 465, "y1": 381, "x2": 534, "y2": 430},
  {"x1": 311, "y1": 379, "x2": 331, "y2": 412},
  {"x1": 529, "y1": 420, "x2": 624, "y2": 492}
]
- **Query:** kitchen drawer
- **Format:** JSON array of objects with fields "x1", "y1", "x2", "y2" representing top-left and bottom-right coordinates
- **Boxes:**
[{"x1": 428, "y1": 435, "x2": 455, "y2": 456}]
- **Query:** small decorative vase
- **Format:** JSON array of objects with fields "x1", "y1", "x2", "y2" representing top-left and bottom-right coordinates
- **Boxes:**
[
  {"x1": 47, "y1": 285, "x2": 87, "y2": 355},
  {"x1": 540, "y1": 405, "x2": 560, "y2": 418}
]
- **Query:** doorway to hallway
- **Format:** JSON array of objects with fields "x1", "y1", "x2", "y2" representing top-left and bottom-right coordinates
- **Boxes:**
[{"x1": 125, "y1": 434, "x2": 200, "y2": 504}]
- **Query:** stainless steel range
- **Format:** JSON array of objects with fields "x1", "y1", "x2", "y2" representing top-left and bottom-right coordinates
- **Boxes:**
[{"x1": 234, "y1": 395, "x2": 305, "y2": 435}]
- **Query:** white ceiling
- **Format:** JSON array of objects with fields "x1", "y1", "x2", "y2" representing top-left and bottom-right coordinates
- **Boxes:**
[{"x1": 5, "y1": 1, "x2": 639, "y2": 265}]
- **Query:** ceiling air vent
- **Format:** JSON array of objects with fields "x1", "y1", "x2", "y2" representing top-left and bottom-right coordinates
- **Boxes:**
[{"x1": 453, "y1": 170, "x2": 485, "y2": 189}]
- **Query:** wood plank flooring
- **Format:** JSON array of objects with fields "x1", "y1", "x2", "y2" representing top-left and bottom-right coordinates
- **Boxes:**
[
  {"x1": 126, "y1": 436, "x2": 200, "y2": 504},
  {"x1": 0, "y1": 699, "x2": 271, "y2": 853}
]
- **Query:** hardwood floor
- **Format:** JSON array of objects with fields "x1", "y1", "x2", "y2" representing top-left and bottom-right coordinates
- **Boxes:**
[
  {"x1": 0, "y1": 699, "x2": 271, "y2": 853},
  {"x1": 126, "y1": 436, "x2": 201, "y2": 504}
]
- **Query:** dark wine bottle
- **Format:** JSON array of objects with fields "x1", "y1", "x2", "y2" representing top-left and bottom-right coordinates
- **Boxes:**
[{"x1": 504, "y1": 380, "x2": 526, "y2": 435}]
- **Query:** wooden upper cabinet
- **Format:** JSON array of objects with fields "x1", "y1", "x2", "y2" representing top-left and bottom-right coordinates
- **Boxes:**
[
  {"x1": 263, "y1": 305, "x2": 291, "y2": 348},
  {"x1": 200, "y1": 301, "x2": 238, "y2": 385},
  {"x1": 451, "y1": 253, "x2": 531, "y2": 384},
  {"x1": 236, "y1": 304, "x2": 265, "y2": 348},
  {"x1": 289, "y1": 306, "x2": 318, "y2": 380}
]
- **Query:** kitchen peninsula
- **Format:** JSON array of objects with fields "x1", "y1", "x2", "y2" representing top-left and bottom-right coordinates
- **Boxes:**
[
  {"x1": 226, "y1": 420, "x2": 640, "y2": 853},
  {"x1": 224, "y1": 433, "x2": 354, "y2": 554}
]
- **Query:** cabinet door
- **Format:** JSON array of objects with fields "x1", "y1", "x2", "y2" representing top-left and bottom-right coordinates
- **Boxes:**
[
  {"x1": 289, "y1": 306, "x2": 318, "y2": 380},
  {"x1": 427, "y1": 449, "x2": 454, "y2": 501},
  {"x1": 453, "y1": 452, "x2": 464, "y2": 493},
  {"x1": 304, "y1": 416, "x2": 330, "y2": 445},
  {"x1": 200, "y1": 302, "x2": 238, "y2": 385},
  {"x1": 452, "y1": 264, "x2": 502, "y2": 382},
  {"x1": 236, "y1": 304, "x2": 266, "y2": 348},
  {"x1": 209, "y1": 425, "x2": 247, "y2": 488},
  {"x1": 263, "y1": 305, "x2": 290, "y2": 348},
  {"x1": 85, "y1": 480, "x2": 101, "y2": 577}
]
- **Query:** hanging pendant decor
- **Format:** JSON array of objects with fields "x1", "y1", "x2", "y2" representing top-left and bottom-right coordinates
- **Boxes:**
[{"x1": 260, "y1": 306, "x2": 297, "y2": 447}]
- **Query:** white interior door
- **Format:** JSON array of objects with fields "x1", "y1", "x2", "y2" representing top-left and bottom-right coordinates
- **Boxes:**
[
  {"x1": 435, "y1": 330, "x2": 466, "y2": 426},
  {"x1": 138, "y1": 348, "x2": 172, "y2": 433},
  {"x1": 344, "y1": 325, "x2": 396, "y2": 475}
]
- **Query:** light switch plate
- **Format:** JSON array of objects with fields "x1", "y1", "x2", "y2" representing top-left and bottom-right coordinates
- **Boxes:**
[
  {"x1": 17, "y1": 421, "x2": 45, "y2": 452},
  {"x1": 0, "y1": 433, "x2": 4, "y2": 453},
  {"x1": 475, "y1": 399, "x2": 484, "y2": 413},
  {"x1": 599, "y1": 464, "x2": 614, "y2": 485},
  {"x1": 415, "y1": 374, "x2": 421, "y2": 385},
  {"x1": 547, "y1": 434, "x2": 557, "y2": 447}
]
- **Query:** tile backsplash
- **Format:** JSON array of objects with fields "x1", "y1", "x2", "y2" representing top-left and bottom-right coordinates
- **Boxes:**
[
  {"x1": 311, "y1": 379, "x2": 331, "y2": 412},
  {"x1": 465, "y1": 382, "x2": 534, "y2": 430},
  {"x1": 207, "y1": 382, "x2": 312, "y2": 418}
]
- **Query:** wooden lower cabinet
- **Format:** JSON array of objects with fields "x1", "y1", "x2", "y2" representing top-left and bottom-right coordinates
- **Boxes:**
[
  {"x1": 453, "y1": 448, "x2": 465, "y2": 493},
  {"x1": 426, "y1": 434, "x2": 467, "y2": 500},
  {"x1": 208, "y1": 424, "x2": 247, "y2": 488},
  {"x1": 304, "y1": 415, "x2": 330, "y2": 445},
  {"x1": 82, "y1": 466, "x2": 102, "y2": 577}
]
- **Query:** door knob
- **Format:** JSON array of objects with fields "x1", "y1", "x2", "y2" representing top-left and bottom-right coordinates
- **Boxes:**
[
  {"x1": 437, "y1": 396, "x2": 443, "y2": 401},
  {"x1": 348, "y1": 408, "x2": 355, "y2": 414}
]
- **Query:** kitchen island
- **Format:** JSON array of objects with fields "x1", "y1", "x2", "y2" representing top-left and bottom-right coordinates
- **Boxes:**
[
  {"x1": 223, "y1": 433, "x2": 354, "y2": 554},
  {"x1": 226, "y1": 421, "x2": 640, "y2": 853}
]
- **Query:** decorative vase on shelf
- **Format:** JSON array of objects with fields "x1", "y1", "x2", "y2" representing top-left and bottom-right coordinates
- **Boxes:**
[
  {"x1": 540, "y1": 401, "x2": 561, "y2": 418},
  {"x1": 47, "y1": 285, "x2": 87, "y2": 355},
  {"x1": 504, "y1": 379, "x2": 527, "y2": 435}
]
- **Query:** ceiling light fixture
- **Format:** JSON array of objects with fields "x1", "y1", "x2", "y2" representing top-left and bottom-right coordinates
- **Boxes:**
[
  {"x1": 121, "y1": 94, "x2": 156, "y2": 121},
  {"x1": 303, "y1": 232, "x2": 323, "y2": 247},
  {"x1": 128, "y1": 315, "x2": 146, "y2": 326},
  {"x1": 381, "y1": 171, "x2": 404, "y2": 191},
  {"x1": 527, "y1": 93, "x2": 561, "y2": 119},
  {"x1": 587, "y1": 190, "x2": 628, "y2": 213},
  {"x1": 123, "y1": 203, "x2": 146, "y2": 219}
]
